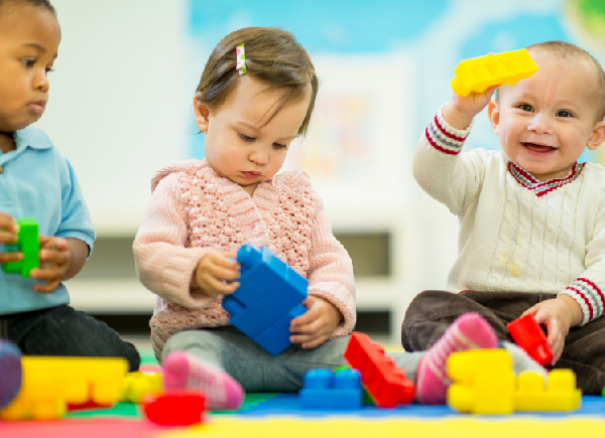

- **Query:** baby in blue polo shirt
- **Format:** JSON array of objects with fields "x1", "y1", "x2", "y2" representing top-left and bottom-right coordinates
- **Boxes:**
[{"x1": 0, "y1": 0, "x2": 139, "y2": 371}]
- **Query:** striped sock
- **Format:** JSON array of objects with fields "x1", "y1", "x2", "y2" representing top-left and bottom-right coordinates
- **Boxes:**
[
  {"x1": 416, "y1": 312, "x2": 497, "y2": 404},
  {"x1": 162, "y1": 352, "x2": 244, "y2": 411}
]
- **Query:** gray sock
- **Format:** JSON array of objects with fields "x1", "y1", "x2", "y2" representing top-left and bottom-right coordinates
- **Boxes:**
[{"x1": 501, "y1": 341, "x2": 548, "y2": 379}]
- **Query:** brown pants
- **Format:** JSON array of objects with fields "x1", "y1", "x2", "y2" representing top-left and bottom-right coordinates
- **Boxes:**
[{"x1": 401, "y1": 290, "x2": 605, "y2": 394}]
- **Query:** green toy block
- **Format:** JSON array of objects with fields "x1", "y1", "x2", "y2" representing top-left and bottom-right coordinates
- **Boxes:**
[{"x1": 2, "y1": 217, "x2": 40, "y2": 278}]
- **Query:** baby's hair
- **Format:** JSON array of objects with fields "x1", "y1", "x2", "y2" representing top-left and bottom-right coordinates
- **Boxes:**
[
  {"x1": 0, "y1": 0, "x2": 56, "y2": 15},
  {"x1": 497, "y1": 40, "x2": 605, "y2": 122},
  {"x1": 196, "y1": 27, "x2": 318, "y2": 135}
]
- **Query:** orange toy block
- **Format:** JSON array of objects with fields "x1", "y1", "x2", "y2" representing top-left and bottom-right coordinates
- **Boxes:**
[
  {"x1": 0, "y1": 356, "x2": 128, "y2": 421},
  {"x1": 451, "y1": 48, "x2": 538, "y2": 97},
  {"x1": 344, "y1": 332, "x2": 414, "y2": 408}
]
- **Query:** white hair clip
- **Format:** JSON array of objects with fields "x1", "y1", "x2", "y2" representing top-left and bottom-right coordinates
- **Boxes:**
[{"x1": 236, "y1": 44, "x2": 247, "y2": 75}]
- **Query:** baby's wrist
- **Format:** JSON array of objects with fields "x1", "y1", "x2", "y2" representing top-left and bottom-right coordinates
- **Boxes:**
[
  {"x1": 443, "y1": 102, "x2": 475, "y2": 130},
  {"x1": 557, "y1": 294, "x2": 582, "y2": 327}
]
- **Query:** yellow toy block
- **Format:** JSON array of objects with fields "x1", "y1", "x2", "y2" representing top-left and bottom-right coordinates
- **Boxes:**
[
  {"x1": 0, "y1": 356, "x2": 127, "y2": 421},
  {"x1": 515, "y1": 369, "x2": 581, "y2": 411},
  {"x1": 447, "y1": 349, "x2": 516, "y2": 414},
  {"x1": 451, "y1": 48, "x2": 538, "y2": 97},
  {"x1": 120, "y1": 371, "x2": 163, "y2": 404}
]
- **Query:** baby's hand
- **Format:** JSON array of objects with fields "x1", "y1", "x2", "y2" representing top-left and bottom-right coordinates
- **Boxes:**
[
  {"x1": 30, "y1": 236, "x2": 70, "y2": 294},
  {"x1": 522, "y1": 297, "x2": 574, "y2": 365},
  {"x1": 192, "y1": 251, "x2": 240, "y2": 296},
  {"x1": 0, "y1": 213, "x2": 20, "y2": 264},
  {"x1": 289, "y1": 296, "x2": 343, "y2": 349},
  {"x1": 443, "y1": 84, "x2": 500, "y2": 130}
]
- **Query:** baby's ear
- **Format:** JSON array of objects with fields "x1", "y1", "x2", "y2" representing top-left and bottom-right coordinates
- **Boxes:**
[
  {"x1": 193, "y1": 96, "x2": 211, "y2": 132},
  {"x1": 487, "y1": 100, "x2": 500, "y2": 135},
  {"x1": 586, "y1": 120, "x2": 605, "y2": 151}
]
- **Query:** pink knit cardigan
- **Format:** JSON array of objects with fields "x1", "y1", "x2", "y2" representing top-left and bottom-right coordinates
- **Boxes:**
[{"x1": 133, "y1": 159, "x2": 356, "y2": 356}]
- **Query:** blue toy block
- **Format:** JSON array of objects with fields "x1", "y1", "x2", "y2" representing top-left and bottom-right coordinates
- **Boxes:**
[
  {"x1": 254, "y1": 304, "x2": 307, "y2": 356},
  {"x1": 221, "y1": 244, "x2": 308, "y2": 356},
  {"x1": 300, "y1": 368, "x2": 363, "y2": 409}
]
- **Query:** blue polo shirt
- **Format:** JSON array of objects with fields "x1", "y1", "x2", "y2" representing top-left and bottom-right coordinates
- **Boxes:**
[{"x1": 0, "y1": 126, "x2": 95, "y2": 315}]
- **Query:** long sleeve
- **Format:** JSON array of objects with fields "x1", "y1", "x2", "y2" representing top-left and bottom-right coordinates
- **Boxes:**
[
  {"x1": 558, "y1": 187, "x2": 605, "y2": 326},
  {"x1": 306, "y1": 200, "x2": 356, "y2": 338},
  {"x1": 133, "y1": 173, "x2": 217, "y2": 309},
  {"x1": 413, "y1": 105, "x2": 491, "y2": 216}
]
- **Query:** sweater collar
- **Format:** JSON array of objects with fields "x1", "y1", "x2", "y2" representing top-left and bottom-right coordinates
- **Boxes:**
[{"x1": 507, "y1": 160, "x2": 585, "y2": 197}]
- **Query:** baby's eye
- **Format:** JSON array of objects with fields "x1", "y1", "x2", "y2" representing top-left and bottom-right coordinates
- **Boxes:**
[
  {"x1": 21, "y1": 59, "x2": 35, "y2": 68},
  {"x1": 557, "y1": 110, "x2": 573, "y2": 118},
  {"x1": 272, "y1": 142, "x2": 288, "y2": 150},
  {"x1": 46, "y1": 66, "x2": 54, "y2": 73},
  {"x1": 518, "y1": 104, "x2": 533, "y2": 112},
  {"x1": 239, "y1": 133, "x2": 255, "y2": 142}
]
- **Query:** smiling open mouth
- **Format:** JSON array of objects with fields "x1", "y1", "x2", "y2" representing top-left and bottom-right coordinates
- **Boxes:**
[{"x1": 522, "y1": 143, "x2": 556, "y2": 153}]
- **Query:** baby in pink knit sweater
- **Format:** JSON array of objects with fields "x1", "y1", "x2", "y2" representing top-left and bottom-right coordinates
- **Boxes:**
[{"x1": 133, "y1": 27, "x2": 356, "y2": 410}]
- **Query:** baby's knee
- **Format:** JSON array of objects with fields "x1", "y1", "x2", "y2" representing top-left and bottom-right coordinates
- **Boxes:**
[{"x1": 162, "y1": 329, "x2": 220, "y2": 360}]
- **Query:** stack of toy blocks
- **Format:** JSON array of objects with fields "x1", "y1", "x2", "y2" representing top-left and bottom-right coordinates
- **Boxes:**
[
  {"x1": 344, "y1": 332, "x2": 415, "y2": 408},
  {"x1": 222, "y1": 244, "x2": 308, "y2": 356},
  {"x1": 1, "y1": 217, "x2": 39, "y2": 278},
  {"x1": 300, "y1": 368, "x2": 362, "y2": 409},
  {"x1": 447, "y1": 349, "x2": 581, "y2": 414},
  {"x1": 0, "y1": 356, "x2": 128, "y2": 420},
  {"x1": 451, "y1": 48, "x2": 538, "y2": 97}
]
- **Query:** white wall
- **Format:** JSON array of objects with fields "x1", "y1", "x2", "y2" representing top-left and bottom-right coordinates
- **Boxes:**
[{"x1": 35, "y1": 0, "x2": 192, "y2": 235}]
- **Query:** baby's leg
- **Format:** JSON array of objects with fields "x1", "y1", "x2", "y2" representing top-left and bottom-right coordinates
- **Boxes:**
[
  {"x1": 414, "y1": 312, "x2": 498, "y2": 404},
  {"x1": 161, "y1": 328, "x2": 244, "y2": 410}
]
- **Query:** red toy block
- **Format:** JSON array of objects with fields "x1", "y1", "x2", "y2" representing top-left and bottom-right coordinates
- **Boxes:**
[
  {"x1": 507, "y1": 314, "x2": 553, "y2": 366},
  {"x1": 344, "y1": 332, "x2": 415, "y2": 408},
  {"x1": 142, "y1": 390, "x2": 205, "y2": 426}
]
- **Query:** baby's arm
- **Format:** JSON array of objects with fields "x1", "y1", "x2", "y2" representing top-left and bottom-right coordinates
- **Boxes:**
[
  {"x1": 290, "y1": 193, "x2": 356, "y2": 348},
  {"x1": 133, "y1": 173, "x2": 224, "y2": 308},
  {"x1": 527, "y1": 190, "x2": 605, "y2": 364},
  {"x1": 414, "y1": 86, "x2": 499, "y2": 215}
]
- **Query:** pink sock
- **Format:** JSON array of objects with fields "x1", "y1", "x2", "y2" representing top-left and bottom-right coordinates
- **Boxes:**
[
  {"x1": 415, "y1": 312, "x2": 497, "y2": 404},
  {"x1": 162, "y1": 352, "x2": 244, "y2": 410}
]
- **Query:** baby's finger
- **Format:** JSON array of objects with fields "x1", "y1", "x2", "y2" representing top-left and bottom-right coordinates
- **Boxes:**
[
  {"x1": 302, "y1": 335, "x2": 327, "y2": 349},
  {"x1": 33, "y1": 280, "x2": 61, "y2": 294},
  {"x1": 0, "y1": 251, "x2": 22, "y2": 264},
  {"x1": 290, "y1": 332, "x2": 316, "y2": 345},
  {"x1": 290, "y1": 310, "x2": 318, "y2": 330},
  {"x1": 209, "y1": 265, "x2": 240, "y2": 281},
  {"x1": 40, "y1": 248, "x2": 69, "y2": 265},
  {"x1": 30, "y1": 267, "x2": 63, "y2": 281},
  {"x1": 204, "y1": 276, "x2": 240, "y2": 293},
  {"x1": 0, "y1": 214, "x2": 17, "y2": 231},
  {"x1": 0, "y1": 230, "x2": 18, "y2": 244}
]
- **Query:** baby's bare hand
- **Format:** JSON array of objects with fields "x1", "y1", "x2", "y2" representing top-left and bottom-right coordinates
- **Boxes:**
[
  {"x1": 0, "y1": 213, "x2": 20, "y2": 264},
  {"x1": 193, "y1": 251, "x2": 240, "y2": 296},
  {"x1": 30, "y1": 236, "x2": 70, "y2": 294},
  {"x1": 523, "y1": 298, "x2": 573, "y2": 365},
  {"x1": 289, "y1": 296, "x2": 343, "y2": 349}
]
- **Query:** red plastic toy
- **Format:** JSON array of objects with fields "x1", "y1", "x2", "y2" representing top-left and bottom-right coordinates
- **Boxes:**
[
  {"x1": 507, "y1": 314, "x2": 553, "y2": 366},
  {"x1": 142, "y1": 390, "x2": 205, "y2": 426},
  {"x1": 344, "y1": 332, "x2": 415, "y2": 408}
]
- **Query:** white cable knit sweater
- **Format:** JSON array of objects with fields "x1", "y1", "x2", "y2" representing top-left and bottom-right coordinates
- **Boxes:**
[{"x1": 415, "y1": 106, "x2": 605, "y2": 326}]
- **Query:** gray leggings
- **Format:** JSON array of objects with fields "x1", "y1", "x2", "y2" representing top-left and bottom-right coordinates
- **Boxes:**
[{"x1": 161, "y1": 326, "x2": 422, "y2": 392}]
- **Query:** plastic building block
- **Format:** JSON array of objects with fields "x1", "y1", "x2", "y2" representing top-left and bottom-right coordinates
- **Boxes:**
[
  {"x1": 447, "y1": 349, "x2": 580, "y2": 414},
  {"x1": 143, "y1": 390, "x2": 205, "y2": 425},
  {"x1": 120, "y1": 371, "x2": 163, "y2": 404},
  {"x1": 299, "y1": 368, "x2": 362, "y2": 409},
  {"x1": 447, "y1": 349, "x2": 516, "y2": 414},
  {"x1": 515, "y1": 369, "x2": 581, "y2": 411},
  {"x1": 0, "y1": 356, "x2": 128, "y2": 421},
  {"x1": 451, "y1": 48, "x2": 538, "y2": 97},
  {"x1": 0, "y1": 341, "x2": 22, "y2": 410},
  {"x1": 507, "y1": 313, "x2": 553, "y2": 366},
  {"x1": 1, "y1": 217, "x2": 39, "y2": 278},
  {"x1": 344, "y1": 332, "x2": 415, "y2": 408},
  {"x1": 222, "y1": 244, "x2": 308, "y2": 356}
]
